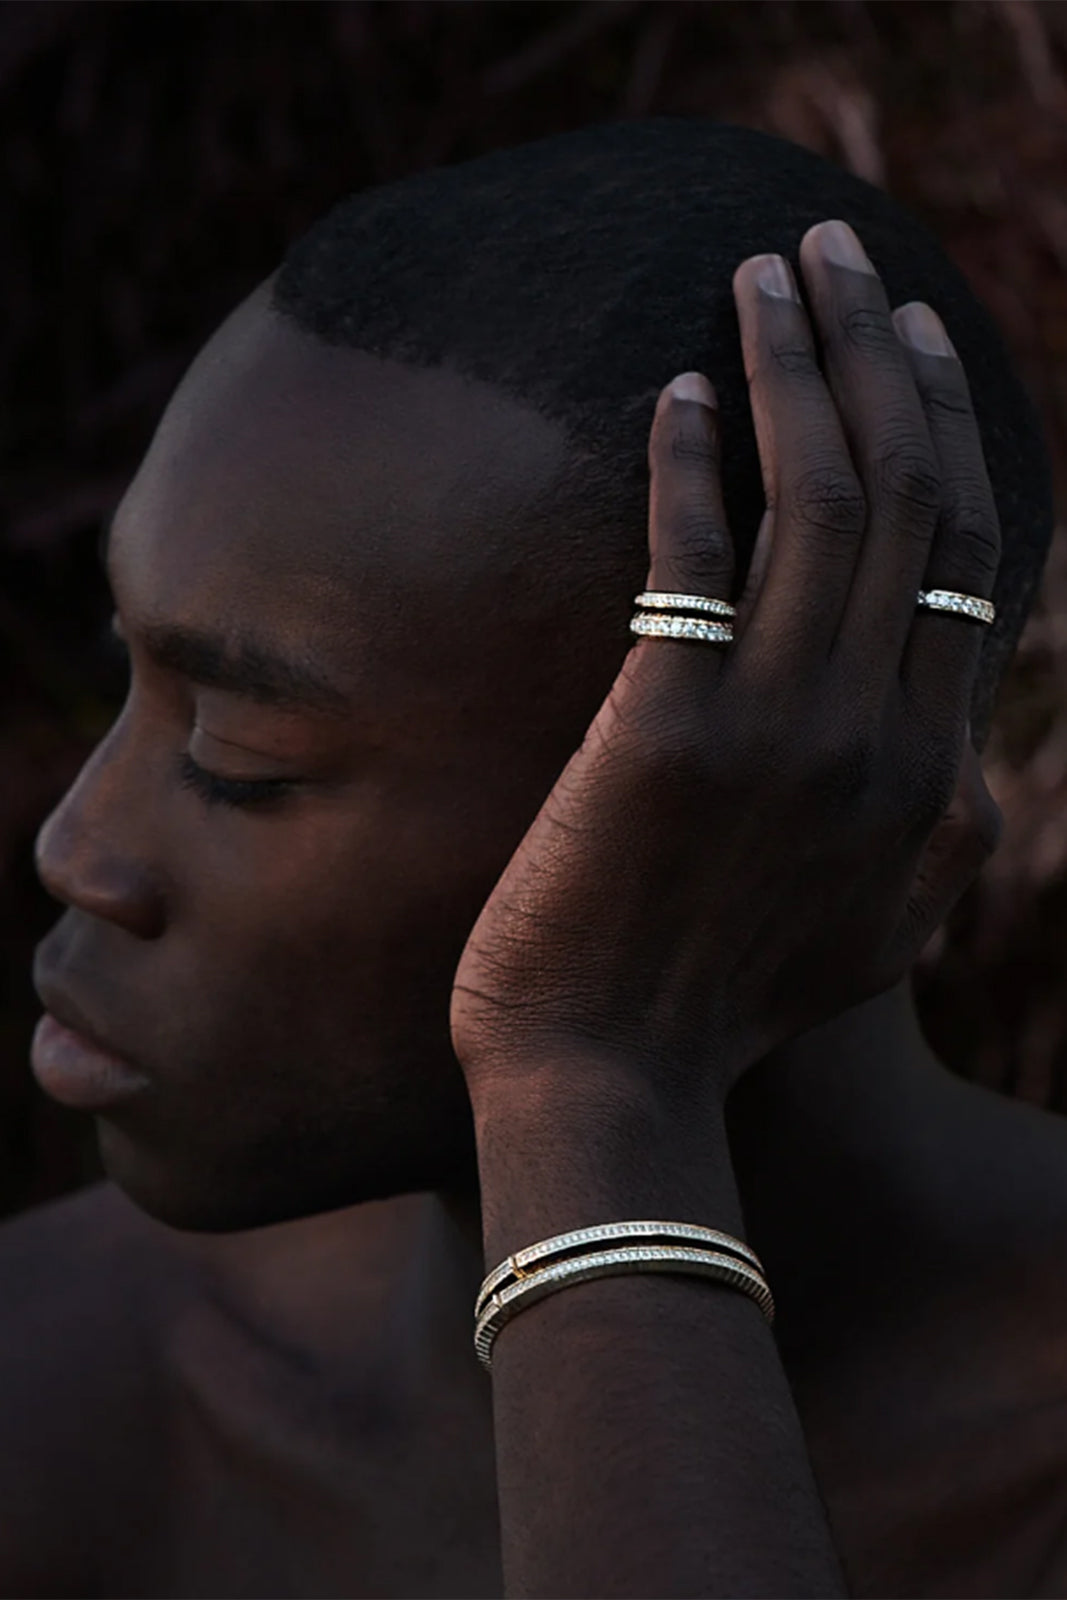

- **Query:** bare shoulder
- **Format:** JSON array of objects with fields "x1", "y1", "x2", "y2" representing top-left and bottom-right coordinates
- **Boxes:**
[{"x1": 0, "y1": 1182, "x2": 184, "y2": 1593}]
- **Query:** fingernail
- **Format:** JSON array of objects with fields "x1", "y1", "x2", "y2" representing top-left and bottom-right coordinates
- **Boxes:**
[
  {"x1": 668, "y1": 371, "x2": 718, "y2": 407},
  {"x1": 812, "y1": 219, "x2": 876, "y2": 273},
  {"x1": 753, "y1": 254, "x2": 800, "y2": 300},
  {"x1": 894, "y1": 301, "x2": 957, "y2": 357}
]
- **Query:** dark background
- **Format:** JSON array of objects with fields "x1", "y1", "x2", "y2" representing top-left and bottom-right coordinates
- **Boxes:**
[{"x1": 2, "y1": 0, "x2": 1066, "y2": 1219}]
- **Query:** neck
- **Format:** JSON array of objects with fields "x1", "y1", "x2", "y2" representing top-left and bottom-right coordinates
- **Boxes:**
[
  {"x1": 727, "y1": 976, "x2": 946, "y2": 1172},
  {"x1": 725, "y1": 978, "x2": 977, "y2": 1355},
  {"x1": 184, "y1": 979, "x2": 1062, "y2": 1411}
]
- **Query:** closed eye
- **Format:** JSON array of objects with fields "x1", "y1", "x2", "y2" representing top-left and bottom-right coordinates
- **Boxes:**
[{"x1": 177, "y1": 751, "x2": 297, "y2": 811}]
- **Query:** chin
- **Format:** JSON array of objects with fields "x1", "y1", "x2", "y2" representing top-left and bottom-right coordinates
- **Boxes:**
[{"x1": 94, "y1": 1105, "x2": 480, "y2": 1234}]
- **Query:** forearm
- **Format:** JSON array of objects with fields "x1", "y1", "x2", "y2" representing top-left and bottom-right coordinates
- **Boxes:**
[{"x1": 473, "y1": 1062, "x2": 847, "y2": 1599}]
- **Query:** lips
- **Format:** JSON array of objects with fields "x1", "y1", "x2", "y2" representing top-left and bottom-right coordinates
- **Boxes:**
[{"x1": 30, "y1": 982, "x2": 151, "y2": 1113}]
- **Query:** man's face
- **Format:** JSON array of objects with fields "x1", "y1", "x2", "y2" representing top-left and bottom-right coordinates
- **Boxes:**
[{"x1": 32, "y1": 283, "x2": 626, "y2": 1231}]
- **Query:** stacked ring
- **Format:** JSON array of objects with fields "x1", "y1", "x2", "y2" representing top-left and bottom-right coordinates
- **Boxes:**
[
  {"x1": 634, "y1": 591, "x2": 736, "y2": 618},
  {"x1": 628, "y1": 587, "x2": 995, "y2": 647},
  {"x1": 630, "y1": 589, "x2": 736, "y2": 647}
]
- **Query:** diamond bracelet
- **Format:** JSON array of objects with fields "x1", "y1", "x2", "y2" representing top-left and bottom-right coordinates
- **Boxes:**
[
  {"x1": 474, "y1": 1242, "x2": 775, "y2": 1371},
  {"x1": 475, "y1": 1218, "x2": 765, "y2": 1324}
]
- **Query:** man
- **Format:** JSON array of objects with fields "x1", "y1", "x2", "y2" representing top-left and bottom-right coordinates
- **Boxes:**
[{"x1": 2, "y1": 117, "x2": 1063, "y2": 1595}]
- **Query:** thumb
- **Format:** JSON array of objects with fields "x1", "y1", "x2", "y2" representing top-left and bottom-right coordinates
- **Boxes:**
[{"x1": 887, "y1": 730, "x2": 1003, "y2": 969}]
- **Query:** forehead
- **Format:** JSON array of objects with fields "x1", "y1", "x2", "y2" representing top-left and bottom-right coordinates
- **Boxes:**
[{"x1": 110, "y1": 282, "x2": 574, "y2": 689}]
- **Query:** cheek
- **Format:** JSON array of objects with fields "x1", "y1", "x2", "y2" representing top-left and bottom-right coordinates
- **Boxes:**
[{"x1": 175, "y1": 788, "x2": 508, "y2": 1017}]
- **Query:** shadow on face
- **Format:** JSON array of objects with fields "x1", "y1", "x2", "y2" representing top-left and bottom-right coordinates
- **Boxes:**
[{"x1": 31, "y1": 281, "x2": 640, "y2": 1232}]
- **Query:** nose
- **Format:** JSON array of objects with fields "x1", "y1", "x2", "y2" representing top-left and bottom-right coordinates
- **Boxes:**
[{"x1": 34, "y1": 716, "x2": 167, "y2": 941}]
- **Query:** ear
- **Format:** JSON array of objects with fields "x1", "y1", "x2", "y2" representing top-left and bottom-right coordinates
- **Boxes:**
[{"x1": 889, "y1": 729, "x2": 1003, "y2": 969}]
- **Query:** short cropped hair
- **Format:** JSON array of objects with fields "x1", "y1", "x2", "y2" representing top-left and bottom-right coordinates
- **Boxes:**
[{"x1": 272, "y1": 117, "x2": 1055, "y2": 745}]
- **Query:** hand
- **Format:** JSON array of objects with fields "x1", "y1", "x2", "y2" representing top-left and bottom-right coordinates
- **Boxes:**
[{"x1": 451, "y1": 219, "x2": 1003, "y2": 1113}]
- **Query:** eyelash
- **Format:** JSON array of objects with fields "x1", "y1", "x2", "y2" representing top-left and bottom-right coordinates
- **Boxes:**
[
  {"x1": 177, "y1": 751, "x2": 296, "y2": 811},
  {"x1": 103, "y1": 621, "x2": 297, "y2": 812}
]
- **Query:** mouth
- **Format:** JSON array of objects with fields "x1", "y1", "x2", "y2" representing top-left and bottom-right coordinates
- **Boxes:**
[{"x1": 30, "y1": 991, "x2": 151, "y2": 1113}]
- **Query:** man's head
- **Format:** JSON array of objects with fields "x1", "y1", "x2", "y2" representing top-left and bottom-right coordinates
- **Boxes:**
[{"x1": 32, "y1": 119, "x2": 1054, "y2": 1231}]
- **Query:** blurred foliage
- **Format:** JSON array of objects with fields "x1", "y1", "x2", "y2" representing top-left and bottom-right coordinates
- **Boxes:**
[{"x1": 1, "y1": 0, "x2": 1066, "y2": 1217}]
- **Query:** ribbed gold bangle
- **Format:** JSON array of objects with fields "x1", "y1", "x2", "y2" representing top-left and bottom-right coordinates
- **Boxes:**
[
  {"x1": 474, "y1": 1243, "x2": 775, "y2": 1371},
  {"x1": 475, "y1": 1219, "x2": 765, "y2": 1324}
]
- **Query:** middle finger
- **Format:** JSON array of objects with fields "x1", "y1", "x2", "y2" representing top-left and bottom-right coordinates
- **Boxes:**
[{"x1": 797, "y1": 219, "x2": 943, "y2": 674}]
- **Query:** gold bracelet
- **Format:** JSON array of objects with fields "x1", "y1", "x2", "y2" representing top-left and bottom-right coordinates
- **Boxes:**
[
  {"x1": 475, "y1": 1219, "x2": 765, "y2": 1325},
  {"x1": 474, "y1": 1242, "x2": 774, "y2": 1372}
]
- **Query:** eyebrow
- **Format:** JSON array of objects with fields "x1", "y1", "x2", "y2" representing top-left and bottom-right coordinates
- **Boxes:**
[
  {"x1": 137, "y1": 621, "x2": 352, "y2": 718},
  {"x1": 101, "y1": 514, "x2": 351, "y2": 718}
]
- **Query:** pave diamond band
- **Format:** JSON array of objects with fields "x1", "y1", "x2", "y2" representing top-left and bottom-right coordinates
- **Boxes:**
[
  {"x1": 630, "y1": 612, "x2": 733, "y2": 645},
  {"x1": 916, "y1": 589, "x2": 996, "y2": 625},
  {"x1": 628, "y1": 587, "x2": 995, "y2": 649},
  {"x1": 475, "y1": 1218, "x2": 765, "y2": 1323},
  {"x1": 474, "y1": 1221, "x2": 773, "y2": 1371},
  {"x1": 634, "y1": 590, "x2": 737, "y2": 618},
  {"x1": 474, "y1": 1243, "x2": 775, "y2": 1370}
]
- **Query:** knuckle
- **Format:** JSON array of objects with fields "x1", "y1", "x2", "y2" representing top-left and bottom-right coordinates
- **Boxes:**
[
  {"x1": 947, "y1": 491, "x2": 1002, "y2": 583},
  {"x1": 839, "y1": 302, "x2": 899, "y2": 357},
  {"x1": 669, "y1": 424, "x2": 718, "y2": 472},
  {"x1": 765, "y1": 340, "x2": 822, "y2": 382},
  {"x1": 920, "y1": 381, "x2": 975, "y2": 425},
  {"x1": 787, "y1": 462, "x2": 867, "y2": 543},
  {"x1": 873, "y1": 438, "x2": 942, "y2": 521},
  {"x1": 669, "y1": 502, "x2": 731, "y2": 565}
]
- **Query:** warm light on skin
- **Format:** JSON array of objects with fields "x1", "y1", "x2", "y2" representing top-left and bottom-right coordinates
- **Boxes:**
[{"x1": 33, "y1": 282, "x2": 636, "y2": 1233}]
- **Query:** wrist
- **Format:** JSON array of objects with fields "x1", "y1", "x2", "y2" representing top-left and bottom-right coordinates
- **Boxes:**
[
  {"x1": 464, "y1": 1035, "x2": 731, "y2": 1127},
  {"x1": 469, "y1": 1054, "x2": 742, "y2": 1265},
  {"x1": 457, "y1": 1005, "x2": 757, "y2": 1115}
]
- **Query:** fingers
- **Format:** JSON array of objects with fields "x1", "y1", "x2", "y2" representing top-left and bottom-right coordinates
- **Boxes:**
[
  {"x1": 730, "y1": 220, "x2": 996, "y2": 759},
  {"x1": 730, "y1": 252, "x2": 867, "y2": 661},
  {"x1": 645, "y1": 372, "x2": 734, "y2": 604},
  {"x1": 887, "y1": 737, "x2": 1003, "y2": 970},
  {"x1": 642, "y1": 222, "x2": 998, "y2": 771},
  {"x1": 795, "y1": 222, "x2": 943, "y2": 678},
  {"x1": 891, "y1": 303, "x2": 1001, "y2": 721}
]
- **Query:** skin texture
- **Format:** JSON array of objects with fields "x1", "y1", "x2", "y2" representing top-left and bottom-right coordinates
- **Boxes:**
[
  {"x1": 454, "y1": 226, "x2": 1008, "y2": 1596},
  {"x1": 33, "y1": 279, "x2": 611, "y2": 1231},
  {"x1": 5, "y1": 234, "x2": 1067, "y2": 1595}
]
